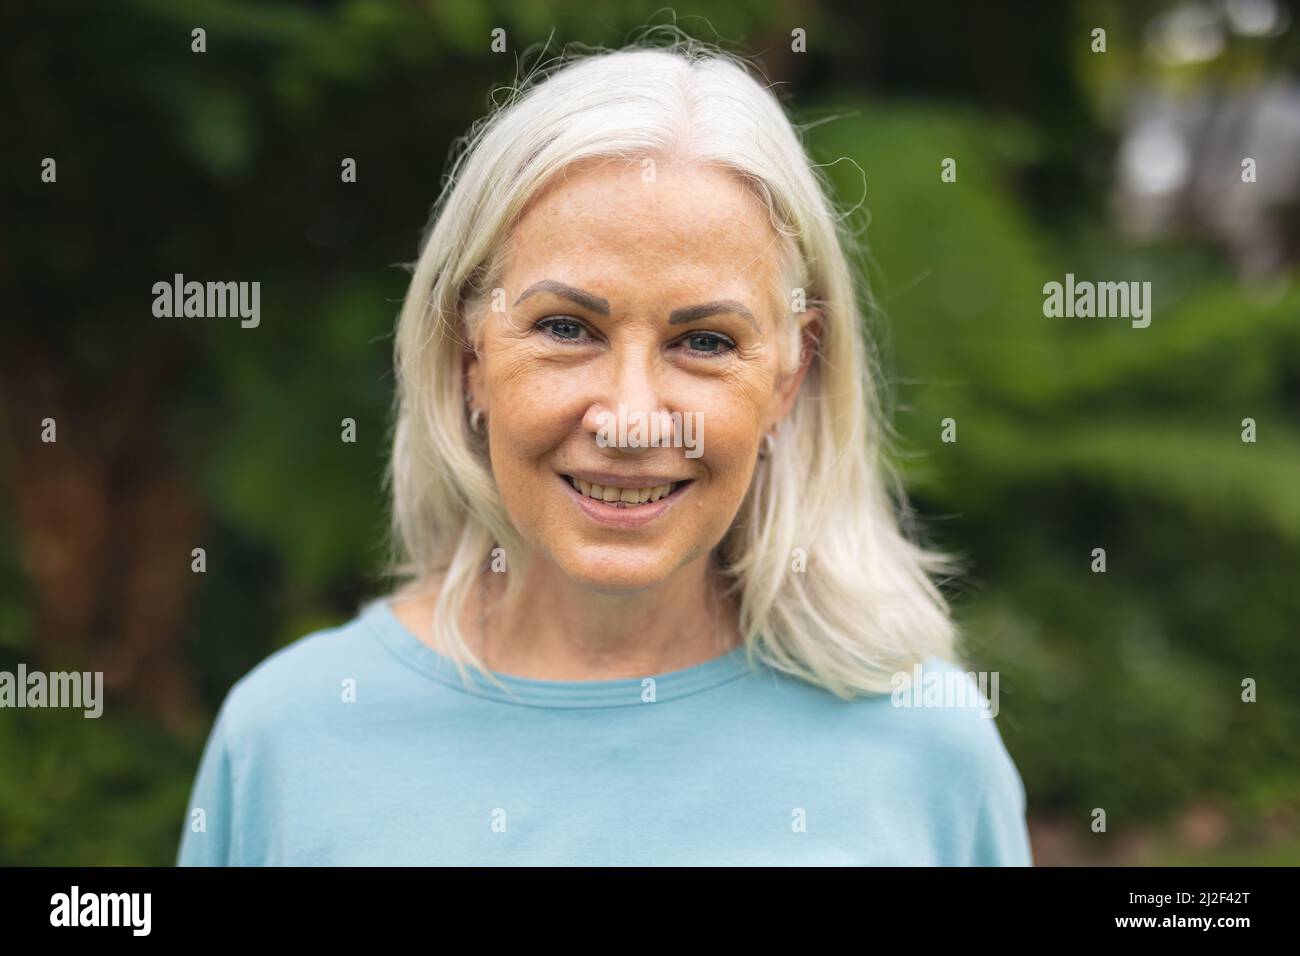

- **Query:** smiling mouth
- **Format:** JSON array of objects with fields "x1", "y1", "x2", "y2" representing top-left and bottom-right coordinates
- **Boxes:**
[{"x1": 561, "y1": 475, "x2": 692, "y2": 507}]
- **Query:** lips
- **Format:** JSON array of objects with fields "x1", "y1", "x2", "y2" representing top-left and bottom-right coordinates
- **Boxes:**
[{"x1": 561, "y1": 474, "x2": 688, "y2": 507}]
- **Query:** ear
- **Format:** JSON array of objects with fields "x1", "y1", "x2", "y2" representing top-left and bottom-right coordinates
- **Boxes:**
[
  {"x1": 772, "y1": 306, "x2": 823, "y2": 425},
  {"x1": 462, "y1": 321, "x2": 485, "y2": 411}
]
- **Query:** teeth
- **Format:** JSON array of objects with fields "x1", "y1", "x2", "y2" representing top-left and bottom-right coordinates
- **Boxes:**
[{"x1": 567, "y1": 477, "x2": 679, "y2": 505}]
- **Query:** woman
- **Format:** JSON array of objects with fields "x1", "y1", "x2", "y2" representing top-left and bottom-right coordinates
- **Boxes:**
[{"x1": 177, "y1": 38, "x2": 1032, "y2": 866}]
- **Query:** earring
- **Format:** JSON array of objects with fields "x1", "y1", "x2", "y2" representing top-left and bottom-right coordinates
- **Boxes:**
[
  {"x1": 758, "y1": 431, "x2": 776, "y2": 459},
  {"x1": 469, "y1": 407, "x2": 485, "y2": 433}
]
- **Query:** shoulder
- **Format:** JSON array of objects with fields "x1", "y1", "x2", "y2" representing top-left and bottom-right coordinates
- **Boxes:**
[
  {"x1": 872, "y1": 657, "x2": 1030, "y2": 863},
  {"x1": 857, "y1": 656, "x2": 1021, "y2": 796},
  {"x1": 212, "y1": 602, "x2": 385, "y2": 746},
  {"x1": 771, "y1": 654, "x2": 1019, "y2": 786}
]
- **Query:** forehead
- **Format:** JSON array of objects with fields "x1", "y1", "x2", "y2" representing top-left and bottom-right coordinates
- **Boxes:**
[{"x1": 504, "y1": 159, "x2": 784, "y2": 300}]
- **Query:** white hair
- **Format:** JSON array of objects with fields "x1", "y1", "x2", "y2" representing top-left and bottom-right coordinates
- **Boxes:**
[{"x1": 386, "y1": 31, "x2": 961, "y2": 697}]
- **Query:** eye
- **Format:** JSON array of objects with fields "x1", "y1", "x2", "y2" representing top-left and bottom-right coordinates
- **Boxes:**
[
  {"x1": 535, "y1": 316, "x2": 593, "y2": 343},
  {"x1": 677, "y1": 331, "x2": 736, "y2": 358}
]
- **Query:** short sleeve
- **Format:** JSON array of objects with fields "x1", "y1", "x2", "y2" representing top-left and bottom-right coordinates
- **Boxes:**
[
  {"x1": 176, "y1": 702, "x2": 237, "y2": 866},
  {"x1": 967, "y1": 720, "x2": 1033, "y2": 866}
]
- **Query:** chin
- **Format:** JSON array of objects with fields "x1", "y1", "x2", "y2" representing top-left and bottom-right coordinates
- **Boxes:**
[{"x1": 552, "y1": 549, "x2": 681, "y2": 595}]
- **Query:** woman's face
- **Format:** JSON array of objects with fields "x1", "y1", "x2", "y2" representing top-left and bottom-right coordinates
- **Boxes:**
[{"x1": 465, "y1": 158, "x2": 815, "y2": 593}]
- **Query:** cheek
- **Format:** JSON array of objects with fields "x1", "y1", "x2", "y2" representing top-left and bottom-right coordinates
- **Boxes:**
[
  {"x1": 698, "y1": 407, "x2": 759, "y2": 463},
  {"x1": 483, "y1": 406, "x2": 567, "y2": 546},
  {"x1": 487, "y1": 332, "x2": 597, "y2": 403},
  {"x1": 695, "y1": 418, "x2": 760, "y2": 514},
  {"x1": 680, "y1": 375, "x2": 770, "y2": 464},
  {"x1": 483, "y1": 353, "x2": 572, "y2": 454}
]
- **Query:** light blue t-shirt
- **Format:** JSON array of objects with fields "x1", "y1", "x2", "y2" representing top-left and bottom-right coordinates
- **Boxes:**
[{"x1": 176, "y1": 598, "x2": 1033, "y2": 865}]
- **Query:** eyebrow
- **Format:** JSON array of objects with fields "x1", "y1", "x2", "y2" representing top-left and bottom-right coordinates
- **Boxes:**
[{"x1": 514, "y1": 279, "x2": 759, "y2": 332}]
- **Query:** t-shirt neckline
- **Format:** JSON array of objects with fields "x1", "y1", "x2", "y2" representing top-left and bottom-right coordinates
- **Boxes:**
[{"x1": 361, "y1": 597, "x2": 754, "y2": 709}]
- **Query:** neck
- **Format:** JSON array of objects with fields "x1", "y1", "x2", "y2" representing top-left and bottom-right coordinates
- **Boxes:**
[{"x1": 465, "y1": 553, "x2": 741, "y2": 680}]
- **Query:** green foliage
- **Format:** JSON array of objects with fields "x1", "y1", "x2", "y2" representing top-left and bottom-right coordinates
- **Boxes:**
[{"x1": 0, "y1": 705, "x2": 195, "y2": 866}]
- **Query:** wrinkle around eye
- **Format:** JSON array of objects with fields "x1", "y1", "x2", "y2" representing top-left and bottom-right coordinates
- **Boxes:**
[
  {"x1": 676, "y1": 331, "x2": 738, "y2": 357},
  {"x1": 534, "y1": 315, "x2": 596, "y2": 344},
  {"x1": 524, "y1": 315, "x2": 772, "y2": 371}
]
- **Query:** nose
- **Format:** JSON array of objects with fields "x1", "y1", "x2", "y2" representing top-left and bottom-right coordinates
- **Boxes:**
[{"x1": 580, "y1": 342, "x2": 677, "y2": 451}]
